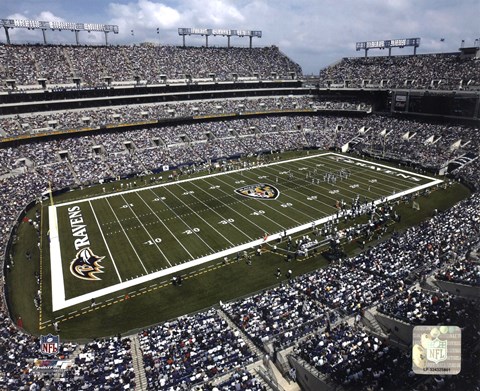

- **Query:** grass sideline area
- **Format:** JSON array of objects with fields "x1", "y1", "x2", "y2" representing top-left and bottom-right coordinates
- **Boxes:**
[{"x1": 5, "y1": 150, "x2": 472, "y2": 340}]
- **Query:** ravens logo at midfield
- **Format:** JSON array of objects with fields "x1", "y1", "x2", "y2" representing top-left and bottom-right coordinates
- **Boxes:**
[{"x1": 235, "y1": 183, "x2": 280, "y2": 200}]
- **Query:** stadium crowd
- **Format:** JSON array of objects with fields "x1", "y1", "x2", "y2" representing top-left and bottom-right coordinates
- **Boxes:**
[
  {"x1": 435, "y1": 259, "x2": 480, "y2": 286},
  {"x1": 295, "y1": 322, "x2": 419, "y2": 390},
  {"x1": 50, "y1": 337, "x2": 135, "y2": 390},
  {"x1": 208, "y1": 368, "x2": 267, "y2": 391},
  {"x1": 139, "y1": 308, "x2": 256, "y2": 390},
  {"x1": 379, "y1": 288, "x2": 459, "y2": 324},
  {"x1": 293, "y1": 193, "x2": 480, "y2": 390},
  {"x1": 0, "y1": 300, "x2": 78, "y2": 390},
  {"x1": 222, "y1": 284, "x2": 334, "y2": 349},
  {"x1": 318, "y1": 53, "x2": 480, "y2": 90},
  {"x1": 0, "y1": 96, "x2": 371, "y2": 138},
  {"x1": 0, "y1": 45, "x2": 302, "y2": 87}
]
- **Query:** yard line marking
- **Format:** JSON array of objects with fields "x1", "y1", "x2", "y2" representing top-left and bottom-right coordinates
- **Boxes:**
[
  {"x1": 175, "y1": 181, "x2": 255, "y2": 241},
  {"x1": 104, "y1": 197, "x2": 150, "y2": 273},
  {"x1": 162, "y1": 186, "x2": 235, "y2": 246},
  {"x1": 305, "y1": 154, "x2": 428, "y2": 189},
  {"x1": 235, "y1": 168, "x2": 325, "y2": 221},
  {"x1": 119, "y1": 194, "x2": 172, "y2": 267},
  {"x1": 55, "y1": 152, "x2": 438, "y2": 207},
  {"x1": 135, "y1": 190, "x2": 197, "y2": 259},
  {"x1": 88, "y1": 200, "x2": 123, "y2": 283},
  {"x1": 308, "y1": 156, "x2": 436, "y2": 202},
  {"x1": 286, "y1": 158, "x2": 383, "y2": 199},
  {"x1": 50, "y1": 152, "x2": 325, "y2": 207},
  {"x1": 146, "y1": 187, "x2": 215, "y2": 252},
  {"x1": 244, "y1": 166, "x2": 335, "y2": 217},
  {"x1": 194, "y1": 178, "x2": 278, "y2": 233},
  {"x1": 266, "y1": 156, "x2": 398, "y2": 207},
  {"x1": 208, "y1": 178, "x2": 300, "y2": 230},
  {"x1": 212, "y1": 175, "x2": 303, "y2": 226},
  {"x1": 297, "y1": 157, "x2": 402, "y2": 197}
]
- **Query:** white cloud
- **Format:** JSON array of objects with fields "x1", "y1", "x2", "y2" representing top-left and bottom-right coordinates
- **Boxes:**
[
  {"x1": 184, "y1": 0, "x2": 245, "y2": 26},
  {"x1": 106, "y1": 0, "x2": 248, "y2": 43},
  {"x1": 109, "y1": 0, "x2": 181, "y2": 29},
  {"x1": 36, "y1": 11, "x2": 65, "y2": 22}
]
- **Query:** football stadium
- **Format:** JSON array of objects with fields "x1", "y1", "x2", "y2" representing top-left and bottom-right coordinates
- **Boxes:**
[{"x1": 1, "y1": 5, "x2": 479, "y2": 391}]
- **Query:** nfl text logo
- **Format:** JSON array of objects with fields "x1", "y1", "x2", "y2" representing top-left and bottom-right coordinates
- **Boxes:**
[
  {"x1": 427, "y1": 338, "x2": 447, "y2": 364},
  {"x1": 40, "y1": 334, "x2": 59, "y2": 356}
]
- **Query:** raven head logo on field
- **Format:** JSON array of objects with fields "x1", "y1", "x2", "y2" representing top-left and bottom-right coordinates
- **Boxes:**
[
  {"x1": 70, "y1": 248, "x2": 105, "y2": 281},
  {"x1": 234, "y1": 183, "x2": 280, "y2": 200}
]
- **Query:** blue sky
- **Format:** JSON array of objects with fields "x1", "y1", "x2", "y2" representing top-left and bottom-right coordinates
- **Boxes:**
[{"x1": 1, "y1": 0, "x2": 479, "y2": 74}]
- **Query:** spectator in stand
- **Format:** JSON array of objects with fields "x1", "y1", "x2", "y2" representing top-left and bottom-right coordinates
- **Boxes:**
[{"x1": 318, "y1": 53, "x2": 480, "y2": 90}]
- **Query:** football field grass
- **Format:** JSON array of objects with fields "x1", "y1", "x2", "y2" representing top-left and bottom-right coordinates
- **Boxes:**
[
  {"x1": 6, "y1": 150, "x2": 474, "y2": 339},
  {"x1": 48, "y1": 151, "x2": 440, "y2": 313}
]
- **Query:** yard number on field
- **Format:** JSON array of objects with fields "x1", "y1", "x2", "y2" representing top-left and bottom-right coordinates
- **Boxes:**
[
  {"x1": 183, "y1": 228, "x2": 200, "y2": 235},
  {"x1": 144, "y1": 238, "x2": 162, "y2": 245}
]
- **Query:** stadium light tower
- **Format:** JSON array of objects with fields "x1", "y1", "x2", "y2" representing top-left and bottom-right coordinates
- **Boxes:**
[
  {"x1": 1, "y1": 19, "x2": 12, "y2": 44},
  {"x1": 178, "y1": 28, "x2": 262, "y2": 48},
  {"x1": 356, "y1": 38, "x2": 420, "y2": 58},
  {"x1": 0, "y1": 19, "x2": 119, "y2": 45},
  {"x1": 211, "y1": 29, "x2": 232, "y2": 47},
  {"x1": 247, "y1": 30, "x2": 262, "y2": 48}
]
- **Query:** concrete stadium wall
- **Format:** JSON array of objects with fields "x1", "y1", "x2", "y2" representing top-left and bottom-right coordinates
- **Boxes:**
[
  {"x1": 434, "y1": 279, "x2": 480, "y2": 300},
  {"x1": 375, "y1": 313, "x2": 414, "y2": 345},
  {"x1": 288, "y1": 356, "x2": 335, "y2": 391}
]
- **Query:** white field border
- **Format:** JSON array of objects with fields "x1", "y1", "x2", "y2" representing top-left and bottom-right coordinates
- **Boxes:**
[{"x1": 49, "y1": 152, "x2": 443, "y2": 312}]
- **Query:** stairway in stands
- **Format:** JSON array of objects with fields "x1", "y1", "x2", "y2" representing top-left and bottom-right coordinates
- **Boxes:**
[
  {"x1": 65, "y1": 159, "x2": 81, "y2": 185},
  {"x1": 361, "y1": 308, "x2": 387, "y2": 337},
  {"x1": 130, "y1": 334, "x2": 148, "y2": 391},
  {"x1": 216, "y1": 308, "x2": 302, "y2": 391},
  {"x1": 216, "y1": 307, "x2": 263, "y2": 358},
  {"x1": 62, "y1": 47, "x2": 75, "y2": 80}
]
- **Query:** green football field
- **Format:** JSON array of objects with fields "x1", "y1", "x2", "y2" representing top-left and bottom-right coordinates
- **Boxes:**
[{"x1": 47, "y1": 151, "x2": 441, "y2": 315}]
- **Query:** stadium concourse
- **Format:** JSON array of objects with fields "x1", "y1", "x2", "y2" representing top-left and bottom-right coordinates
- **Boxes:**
[{"x1": 0, "y1": 43, "x2": 479, "y2": 391}]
